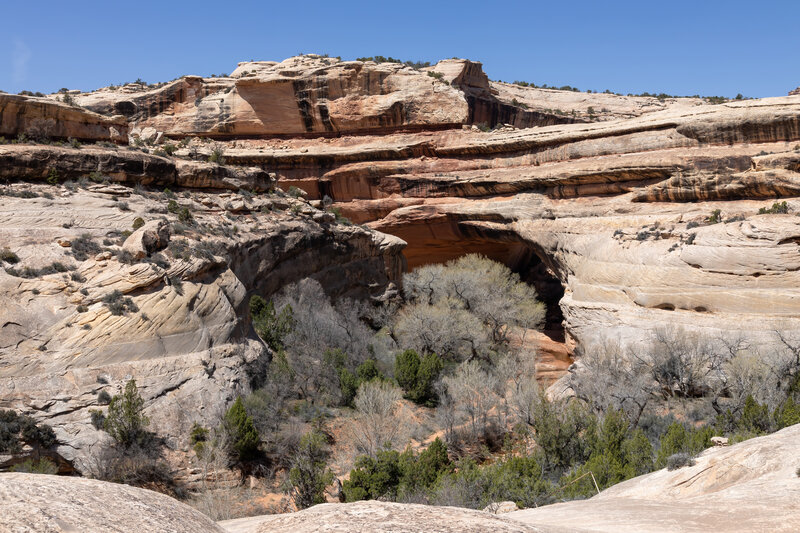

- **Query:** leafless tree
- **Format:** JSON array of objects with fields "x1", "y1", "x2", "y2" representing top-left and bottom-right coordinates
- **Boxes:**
[
  {"x1": 568, "y1": 339, "x2": 653, "y2": 426},
  {"x1": 440, "y1": 361, "x2": 501, "y2": 445},
  {"x1": 350, "y1": 380, "x2": 403, "y2": 457},
  {"x1": 26, "y1": 118, "x2": 56, "y2": 142},
  {"x1": 636, "y1": 327, "x2": 730, "y2": 399},
  {"x1": 274, "y1": 278, "x2": 376, "y2": 403}
]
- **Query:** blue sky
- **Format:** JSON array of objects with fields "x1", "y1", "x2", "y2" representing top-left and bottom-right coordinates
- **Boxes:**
[{"x1": 2, "y1": 0, "x2": 798, "y2": 97}]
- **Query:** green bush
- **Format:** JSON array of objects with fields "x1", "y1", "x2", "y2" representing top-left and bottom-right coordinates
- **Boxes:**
[
  {"x1": 654, "y1": 422, "x2": 711, "y2": 468},
  {"x1": 132, "y1": 217, "x2": 145, "y2": 230},
  {"x1": 0, "y1": 410, "x2": 57, "y2": 454},
  {"x1": 344, "y1": 438, "x2": 451, "y2": 502},
  {"x1": 288, "y1": 429, "x2": 334, "y2": 509},
  {"x1": 224, "y1": 397, "x2": 260, "y2": 462},
  {"x1": 250, "y1": 295, "x2": 294, "y2": 350},
  {"x1": 706, "y1": 209, "x2": 722, "y2": 224},
  {"x1": 758, "y1": 201, "x2": 789, "y2": 215},
  {"x1": 103, "y1": 378, "x2": 151, "y2": 448},
  {"x1": 394, "y1": 350, "x2": 442, "y2": 406},
  {"x1": 102, "y1": 290, "x2": 139, "y2": 315}
]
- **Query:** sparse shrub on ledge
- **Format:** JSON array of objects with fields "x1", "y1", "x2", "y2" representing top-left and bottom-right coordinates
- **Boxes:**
[
  {"x1": 208, "y1": 147, "x2": 226, "y2": 164},
  {"x1": 706, "y1": 209, "x2": 722, "y2": 224},
  {"x1": 758, "y1": 201, "x2": 789, "y2": 215},
  {"x1": 102, "y1": 289, "x2": 139, "y2": 315},
  {"x1": 0, "y1": 248, "x2": 20, "y2": 264}
]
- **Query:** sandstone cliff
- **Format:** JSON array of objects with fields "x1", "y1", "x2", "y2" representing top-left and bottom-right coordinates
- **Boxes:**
[
  {"x1": 0, "y1": 165, "x2": 404, "y2": 472},
  {"x1": 71, "y1": 56, "x2": 708, "y2": 141},
  {"x1": 0, "y1": 93, "x2": 128, "y2": 142}
]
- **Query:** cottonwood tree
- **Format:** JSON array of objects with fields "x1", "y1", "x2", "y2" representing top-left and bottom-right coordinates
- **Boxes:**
[
  {"x1": 398, "y1": 255, "x2": 545, "y2": 362},
  {"x1": 636, "y1": 327, "x2": 729, "y2": 399}
]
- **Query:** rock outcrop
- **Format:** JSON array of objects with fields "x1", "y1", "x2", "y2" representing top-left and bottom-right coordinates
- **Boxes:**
[
  {"x1": 220, "y1": 501, "x2": 553, "y2": 533},
  {"x1": 509, "y1": 423, "x2": 800, "y2": 533},
  {"x1": 146, "y1": 94, "x2": 800, "y2": 360},
  {"x1": 0, "y1": 176, "x2": 404, "y2": 472},
  {"x1": 0, "y1": 93, "x2": 128, "y2": 143},
  {"x1": 0, "y1": 144, "x2": 275, "y2": 192},
  {"x1": 0, "y1": 472, "x2": 224, "y2": 533},
  {"x1": 76, "y1": 56, "x2": 687, "y2": 140},
  {"x1": 4, "y1": 55, "x2": 800, "y2": 475}
]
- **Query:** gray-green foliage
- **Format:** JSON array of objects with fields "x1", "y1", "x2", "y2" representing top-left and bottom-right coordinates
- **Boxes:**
[{"x1": 398, "y1": 254, "x2": 545, "y2": 361}]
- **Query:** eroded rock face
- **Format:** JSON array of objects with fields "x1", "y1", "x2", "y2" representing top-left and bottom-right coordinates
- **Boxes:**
[
  {"x1": 199, "y1": 96, "x2": 800, "y2": 360},
  {"x1": 0, "y1": 472, "x2": 224, "y2": 533},
  {"x1": 0, "y1": 177, "x2": 404, "y2": 472},
  {"x1": 0, "y1": 93, "x2": 128, "y2": 142},
  {"x1": 219, "y1": 501, "x2": 551, "y2": 533},
  {"x1": 0, "y1": 144, "x2": 275, "y2": 192},
  {"x1": 509, "y1": 423, "x2": 800, "y2": 533}
]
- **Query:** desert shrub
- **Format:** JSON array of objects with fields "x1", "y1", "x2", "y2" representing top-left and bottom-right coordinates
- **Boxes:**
[
  {"x1": 654, "y1": 422, "x2": 711, "y2": 468},
  {"x1": 666, "y1": 452, "x2": 695, "y2": 470},
  {"x1": 0, "y1": 410, "x2": 57, "y2": 455},
  {"x1": 132, "y1": 217, "x2": 145, "y2": 230},
  {"x1": 758, "y1": 201, "x2": 789, "y2": 215},
  {"x1": 706, "y1": 209, "x2": 722, "y2": 224},
  {"x1": 92, "y1": 443, "x2": 176, "y2": 494},
  {"x1": 344, "y1": 438, "x2": 452, "y2": 503},
  {"x1": 223, "y1": 397, "x2": 260, "y2": 462},
  {"x1": 103, "y1": 379, "x2": 151, "y2": 448},
  {"x1": 71, "y1": 233, "x2": 101, "y2": 261},
  {"x1": 432, "y1": 455, "x2": 549, "y2": 509},
  {"x1": 0, "y1": 248, "x2": 19, "y2": 264},
  {"x1": 344, "y1": 449, "x2": 404, "y2": 501},
  {"x1": 97, "y1": 390, "x2": 112, "y2": 405},
  {"x1": 208, "y1": 147, "x2": 226, "y2": 164},
  {"x1": 10, "y1": 458, "x2": 58, "y2": 475},
  {"x1": 46, "y1": 169, "x2": 59, "y2": 185},
  {"x1": 102, "y1": 290, "x2": 138, "y2": 315},
  {"x1": 189, "y1": 423, "x2": 210, "y2": 456},
  {"x1": 287, "y1": 429, "x2": 334, "y2": 509}
]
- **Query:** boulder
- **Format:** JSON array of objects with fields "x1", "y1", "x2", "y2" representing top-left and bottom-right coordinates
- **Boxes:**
[
  {"x1": 0, "y1": 473, "x2": 224, "y2": 533},
  {"x1": 122, "y1": 219, "x2": 170, "y2": 259}
]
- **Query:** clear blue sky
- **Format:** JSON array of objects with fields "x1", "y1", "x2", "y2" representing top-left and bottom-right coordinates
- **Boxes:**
[{"x1": 2, "y1": 0, "x2": 798, "y2": 98}]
